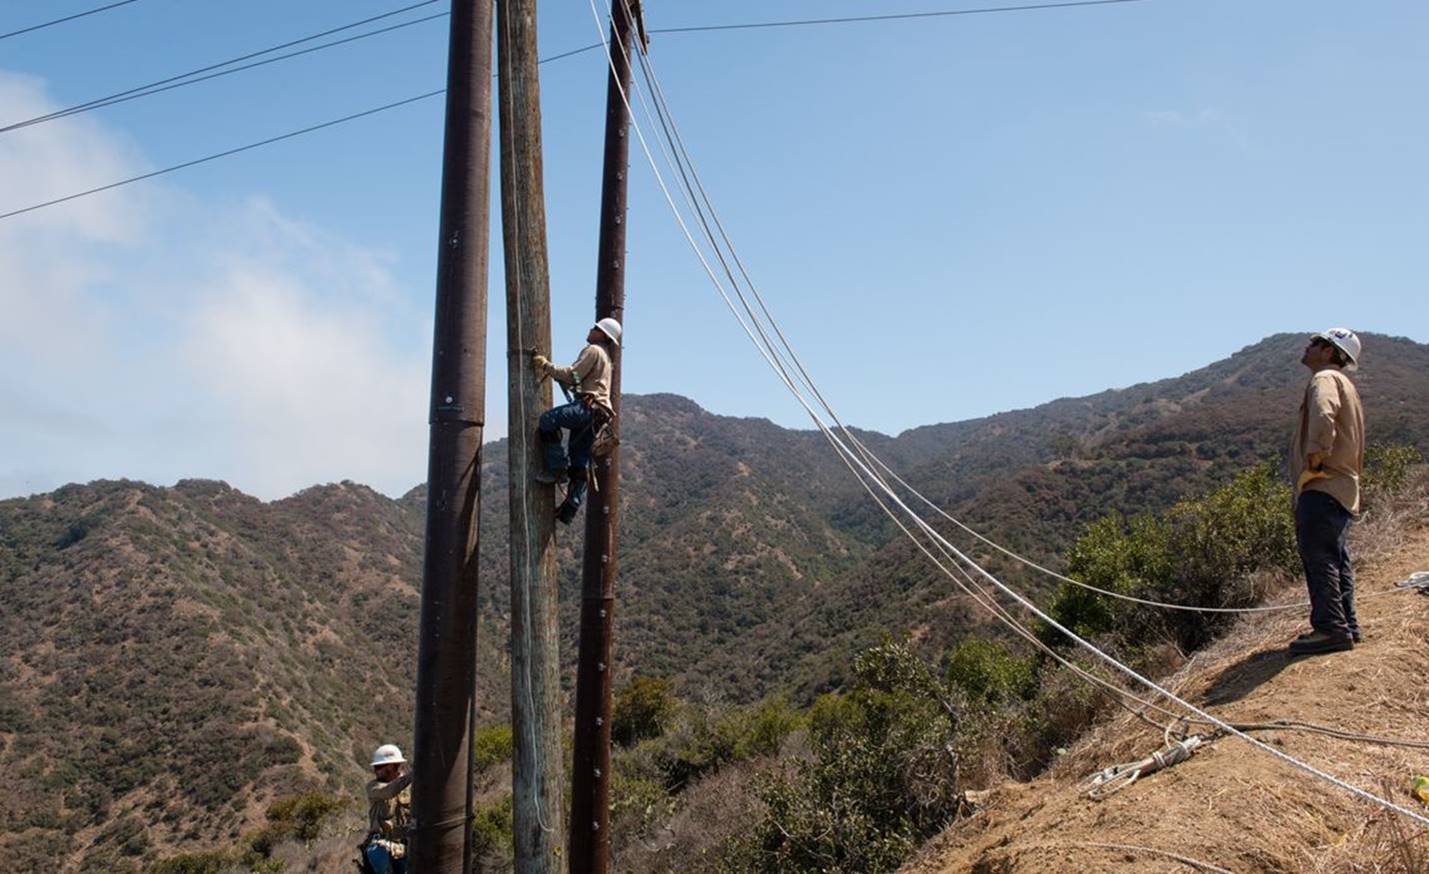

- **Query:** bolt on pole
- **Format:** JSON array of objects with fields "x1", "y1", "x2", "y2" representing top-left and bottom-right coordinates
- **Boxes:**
[
  {"x1": 497, "y1": 0, "x2": 566, "y2": 870},
  {"x1": 409, "y1": 0, "x2": 494, "y2": 872},
  {"x1": 569, "y1": 3, "x2": 644, "y2": 873}
]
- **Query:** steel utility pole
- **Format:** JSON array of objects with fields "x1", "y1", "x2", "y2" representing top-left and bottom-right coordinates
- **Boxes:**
[
  {"x1": 410, "y1": 0, "x2": 493, "y2": 872},
  {"x1": 569, "y1": 4, "x2": 644, "y2": 872},
  {"x1": 496, "y1": 0, "x2": 565, "y2": 870}
]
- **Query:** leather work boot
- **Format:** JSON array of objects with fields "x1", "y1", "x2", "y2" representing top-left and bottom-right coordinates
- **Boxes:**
[
  {"x1": 1296, "y1": 628, "x2": 1364, "y2": 645},
  {"x1": 1289, "y1": 630, "x2": 1354, "y2": 655}
]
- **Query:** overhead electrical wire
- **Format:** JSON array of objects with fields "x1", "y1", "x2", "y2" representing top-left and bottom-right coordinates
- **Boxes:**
[
  {"x1": 647, "y1": 0, "x2": 1146, "y2": 35},
  {"x1": 2, "y1": 0, "x2": 1142, "y2": 135},
  {"x1": 2, "y1": 0, "x2": 443, "y2": 134},
  {"x1": 2, "y1": 0, "x2": 1152, "y2": 218},
  {"x1": 0, "y1": 92, "x2": 444, "y2": 221},
  {"x1": 0, "y1": 0, "x2": 141, "y2": 42},
  {"x1": 588, "y1": 0, "x2": 1429, "y2": 829},
  {"x1": 0, "y1": 12, "x2": 449, "y2": 135}
]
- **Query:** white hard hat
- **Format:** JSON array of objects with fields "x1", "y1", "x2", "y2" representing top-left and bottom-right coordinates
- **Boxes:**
[
  {"x1": 1313, "y1": 327, "x2": 1361, "y2": 371},
  {"x1": 371, "y1": 744, "x2": 406, "y2": 768},
  {"x1": 594, "y1": 317, "x2": 622, "y2": 346}
]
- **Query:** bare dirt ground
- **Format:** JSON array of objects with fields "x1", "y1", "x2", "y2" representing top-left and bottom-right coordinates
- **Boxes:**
[{"x1": 903, "y1": 504, "x2": 1429, "y2": 874}]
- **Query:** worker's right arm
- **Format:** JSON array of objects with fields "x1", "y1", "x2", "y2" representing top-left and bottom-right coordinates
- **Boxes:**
[
  {"x1": 367, "y1": 771, "x2": 413, "y2": 801},
  {"x1": 546, "y1": 345, "x2": 598, "y2": 389}
]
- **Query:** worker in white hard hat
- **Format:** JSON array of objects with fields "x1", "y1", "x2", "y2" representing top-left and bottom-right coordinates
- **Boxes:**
[
  {"x1": 363, "y1": 743, "x2": 412, "y2": 874},
  {"x1": 1288, "y1": 328, "x2": 1365, "y2": 656},
  {"x1": 531, "y1": 317, "x2": 621, "y2": 524}
]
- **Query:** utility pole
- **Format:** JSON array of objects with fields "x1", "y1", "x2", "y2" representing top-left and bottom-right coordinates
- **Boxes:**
[
  {"x1": 410, "y1": 1, "x2": 493, "y2": 872},
  {"x1": 496, "y1": 0, "x2": 565, "y2": 870},
  {"x1": 569, "y1": 4, "x2": 644, "y2": 872}
]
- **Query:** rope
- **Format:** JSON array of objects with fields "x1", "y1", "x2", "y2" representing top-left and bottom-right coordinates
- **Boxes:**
[
  {"x1": 590, "y1": 3, "x2": 1429, "y2": 829},
  {"x1": 1084, "y1": 734, "x2": 1205, "y2": 799}
]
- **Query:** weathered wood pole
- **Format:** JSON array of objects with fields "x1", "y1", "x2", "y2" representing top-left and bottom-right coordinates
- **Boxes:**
[
  {"x1": 410, "y1": 0, "x2": 494, "y2": 871},
  {"x1": 496, "y1": 0, "x2": 565, "y2": 870}
]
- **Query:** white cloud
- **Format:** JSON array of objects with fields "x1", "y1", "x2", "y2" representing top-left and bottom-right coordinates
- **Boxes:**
[{"x1": 0, "y1": 71, "x2": 435, "y2": 500}]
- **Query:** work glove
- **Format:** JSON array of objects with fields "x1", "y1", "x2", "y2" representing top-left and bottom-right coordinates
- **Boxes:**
[
  {"x1": 1297, "y1": 468, "x2": 1329, "y2": 491},
  {"x1": 531, "y1": 353, "x2": 551, "y2": 376}
]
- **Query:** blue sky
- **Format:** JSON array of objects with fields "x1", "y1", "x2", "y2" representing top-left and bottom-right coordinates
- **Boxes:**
[{"x1": 2, "y1": 0, "x2": 1426, "y2": 499}]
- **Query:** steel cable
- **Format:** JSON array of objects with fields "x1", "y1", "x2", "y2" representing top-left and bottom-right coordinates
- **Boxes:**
[{"x1": 588, "y1": 0, "x2": 1429, "y2": 828}]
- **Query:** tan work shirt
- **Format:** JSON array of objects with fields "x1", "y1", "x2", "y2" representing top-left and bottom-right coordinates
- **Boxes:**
[
  {"x1": 548, "y1": 342, "x2": 613, "y2": 414},
  {"x1": 366, "y1": 771, "x2": 413, "y2": 845},
  {"x1": 1290, "y1": 367, "x2": 1365, "y2": 514}
]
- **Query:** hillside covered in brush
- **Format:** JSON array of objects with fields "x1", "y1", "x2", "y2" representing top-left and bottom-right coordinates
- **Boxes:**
[{"x1": 2, "y1": 331, "x2": 1427, "y2": 871}]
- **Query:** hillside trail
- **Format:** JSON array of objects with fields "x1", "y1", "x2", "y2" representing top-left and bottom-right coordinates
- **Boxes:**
[{"x1": 902, "y1": 517, "x2": 1429, "y2": 873}]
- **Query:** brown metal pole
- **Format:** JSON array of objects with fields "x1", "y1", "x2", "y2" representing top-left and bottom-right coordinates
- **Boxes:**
[
  {"x1": 569, "y1": 4, "x2": 641, "y2": 872},
  {"x1": 410, "y1": 1, "x2": 493, "y2": 872},
  {"x1": 496, "y1": 0, "x2": 565, "y2": 870}
]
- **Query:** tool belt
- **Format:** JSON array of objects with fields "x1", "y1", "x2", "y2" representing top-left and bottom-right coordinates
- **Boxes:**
[{"x1": 577, "y1": 393, "x2": 619, "y2": 458}]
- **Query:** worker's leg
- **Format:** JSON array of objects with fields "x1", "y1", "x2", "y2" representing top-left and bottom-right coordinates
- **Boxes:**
[
  {"x1": 1337, "y1": 518, "x2": 1359, "y2": 639},
  {"x1": 364, "y1": 843, "x2": 394, "y2": 874},
  {"x1": 537, "y1": 401, "x2": 588, "y2": 473},
  {"x1": 555, "y1": 409, "x2": 596, "y2": 524},
  {"x1": 1295, "y1": 490, "x2": 1351, "y2": 635}
]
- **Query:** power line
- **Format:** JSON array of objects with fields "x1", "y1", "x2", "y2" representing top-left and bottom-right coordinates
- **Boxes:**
[
  {"x1": 2, "y1": 12, "x2": 449, "y2": 135},
  {"x1": 4, "y1": 0, "x2": 1138, "y2": 134},
  {"x1": 0, "y1": 0, "x2": 141, "y2": 42},
  {"x1": 3, "y1": 0, "x2": 442, "y2": 133},
  {"x1": 0, "y1": 91, "x2": 444, "y2": 221},
  {"x1": 0, "y1": 0, "x2": 1145, "y2": 219},
  {"x1": 647, "y1": 0, "x2": 1146, "y2": 35}
]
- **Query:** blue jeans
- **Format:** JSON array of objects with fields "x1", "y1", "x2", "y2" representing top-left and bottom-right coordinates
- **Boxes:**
[
  {"x1": 1295, "y1": 489, "x2": 1357, "y2": 636},
  {"x1": 539, "y1": 400, "x2": 595, "y2": 508},
  {"x1": 365, "y1": 843, "x2": 408, "y2": 874}
]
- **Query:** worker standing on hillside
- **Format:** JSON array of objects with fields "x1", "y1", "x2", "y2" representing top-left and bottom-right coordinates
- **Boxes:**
[
  {"x1": 531, "y1": 318, "x2": 620, "y2": 525},
  {"x1": 1289, "y1": 328, "x2": 1365, "y2": 656},
  {"x1": 363, "y1": 743, "x2": 412, "y2": 874}
]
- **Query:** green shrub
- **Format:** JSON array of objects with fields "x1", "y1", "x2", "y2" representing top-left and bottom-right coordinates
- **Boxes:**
[
  {"x1": 266, "y1": 791, "x2": 347, "y2": 843},
  {"x1": 723, "y1": 642, "x2": 962, "y2": 873},
  {"x1": 944, "y1": 638, "x2": 1037, "y2": 707},
  {"x1": 612, "y1": 676, "x2": 677, "y2": 747},
  {"x1": 472, "y1": 793, "x2": 514, "y2": 864},
  {"x1": 473, "y1": 723, "x2": 514, "y2": 772},
  {"x1": 1364, "y1": 443, "x2": 1423, "y2": 502},
  {"x1": 1046, "y1": 464, "x2": 1295, "y2": 651}
]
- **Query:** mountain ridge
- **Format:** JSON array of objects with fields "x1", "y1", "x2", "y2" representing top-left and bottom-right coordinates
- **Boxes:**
[{"x1": 3, "y1": 331, "x2": 1427, "y2": 871}]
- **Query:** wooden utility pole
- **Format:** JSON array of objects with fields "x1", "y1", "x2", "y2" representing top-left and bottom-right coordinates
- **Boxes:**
[
  {"x1": 569, "y1": 4, "x2": 644, "y2": 872},
  {"x1": 496, "y1": 0, "x2": 565, "y2": 870},
  {"x1": 410, "y1": 1, "x2": 493, "y2": 872}
]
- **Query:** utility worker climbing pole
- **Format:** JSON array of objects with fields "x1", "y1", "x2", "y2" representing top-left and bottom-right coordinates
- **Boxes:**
[
  {"x1": 531, "y1": 317, "x2": 620, "y2": 524},
  {"x1": 362, "y1": 744, "x2": 412, "y2": 874},
  {"x1": 1288, "y1": 328, "x2": 1365, "y2": 656}
]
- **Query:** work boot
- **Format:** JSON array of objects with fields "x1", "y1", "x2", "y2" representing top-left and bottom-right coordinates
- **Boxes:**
[
  {"x1": 555, "y1": 497, "x2": 579, "y2": 525},
  {"x1": 534, "y1": 467, "x2": 568, "y2": 485},
  {"x1": 1288, "y1": 630, "x2": 1354, "y2": 655},
  {"x1": 1296, "y1": 628, "x2": 1363, "y2": 644}
]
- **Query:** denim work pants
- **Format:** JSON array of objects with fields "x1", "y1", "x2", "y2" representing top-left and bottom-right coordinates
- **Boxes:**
[
  {"x1": 1295, "y1": 489, "x2": 1358, "y2": 637},
  {"x1": 539, "y1": 400, "x2": 595, "y2": 508},
  {"x1": 365, "y1": 842, "x2": 408, "y2": 874}
]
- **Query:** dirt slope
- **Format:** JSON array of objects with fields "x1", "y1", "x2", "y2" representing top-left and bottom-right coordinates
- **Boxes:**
[{"x1": 903, "y1": 508, "x2": 1429, "y2": 873}]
